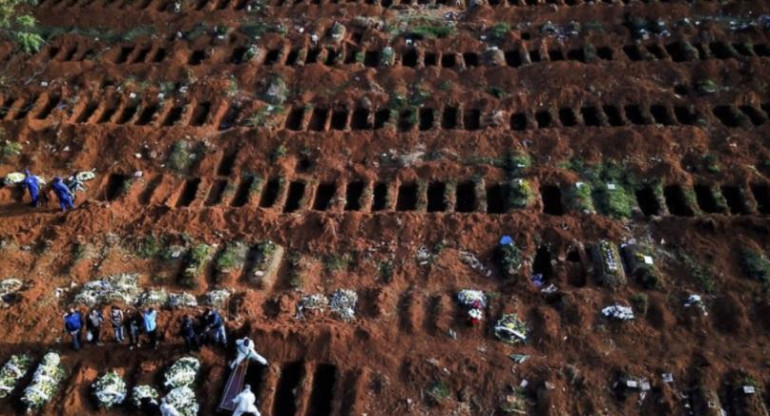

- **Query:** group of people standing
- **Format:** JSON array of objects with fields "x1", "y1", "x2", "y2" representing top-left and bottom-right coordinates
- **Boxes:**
[
  {"x1": 63, "y1": 305, "x2": 268, "y2": 416},
  {"x1": 63, "y1": 306, "x2": 157, "y2": 351}
]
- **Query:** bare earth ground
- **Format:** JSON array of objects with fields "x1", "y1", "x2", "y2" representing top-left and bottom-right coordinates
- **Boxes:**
[{"x1": 0, "y1": 0, "x2": 769, "y2": 415}]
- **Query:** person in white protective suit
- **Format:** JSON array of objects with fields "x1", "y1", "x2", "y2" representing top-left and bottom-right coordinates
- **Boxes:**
[
  {"x1": 232, "y1": 384, "x2": 260, "y2": 416},
  {"x1": 229, "y1": 337, "x2": 268, "y2": 369}
]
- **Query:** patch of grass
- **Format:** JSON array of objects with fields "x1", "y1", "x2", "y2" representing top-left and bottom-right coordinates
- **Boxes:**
[
  {"x1": 1, "y1": 140, "x2": 22, "y2": 159},
  {"x1": 270, "y1": 144, "x2": 287, "y2": 162},
  {"x1": 596, "y1": 184, "x2": 633, "y2": 219},
  {"x1": 489, "y1": 23, "x2": 511, "y2": 40},
  {"x1": 134, "y1": 234, "x2": 163, "y2": 259},
  {"x1": 215, "y1": 243, "x2": 242, "y2": 273},
  {"x1": 245, "y1": 105, "x2": 285, "y2": 128},
  {"x1": 288, "y1": 253, "x2": 303, "y2": 289},
  {"x1": 167, "y1": 140, "x2": 193, "y2": 172},
  {"x1": 0, "y1": 3, "x2": 45, "y2": 53},
  {"x1": 702, "y1": 153, "x2": 721, "y2": 174},
  {"x1": 182, "y1": 243, "x2": 211, "y2": 287},
  {"x1": 409, "y1": 25, "x2": 455, "y2": 39},
  {"x1": 378, "y1": 260, "x2": 393, "y2": 283},
  {"x1": 508, "y1": 179, "x2": 534, "y2": 209},
  {"x1": 426, "y1": 381, "x2": 450, "y2": 404},
  {"x1": 740, "y1": 247, "x2": 770, "y2": 287},
  {"x1": 324, "y1": 253, "x2": 352, "y2": 273},
  {"x1": 567, "y1": 182, "x2": 595, "y2": 214},
  {"x1": 678, "y1": 250, "x2": 717, "y2": 294},
  {"x1": 629, "y1": 293, "x2": 648, "y2": 315},
  {"x1": 486, "y1": 86, "x2": 505, "y2": 99}
]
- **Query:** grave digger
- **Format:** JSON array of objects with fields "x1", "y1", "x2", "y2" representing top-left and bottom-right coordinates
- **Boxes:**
[{"x1": 4, "y1": 169, "x2": 96, "y2": 201}]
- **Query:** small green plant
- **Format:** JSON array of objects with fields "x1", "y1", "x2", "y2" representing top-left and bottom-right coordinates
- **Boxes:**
[
  {"x1": 506, "y1": 152, "x2": 532, "y2": 176},
  {"x1": 439, "y1": 80, "x2": 452, "y2": 91},
  {"x1": 630, "y1": 293, "x2": 649, "y2": 315}
]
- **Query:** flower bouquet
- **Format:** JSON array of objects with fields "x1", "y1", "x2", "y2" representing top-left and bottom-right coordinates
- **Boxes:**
[
  {"x1": 164, "y1": 357, "x2": 200, "y2": 389},
  {"x1": 92, "y1": 370, "x2": 127, "y2": 408},
  {"x1": 163, "y1": 386, "x2": 199, "y2": 416},
  {"x1": 131, "y1": 384, "x2": 159, "y2": 407},
  {"x1": 0, "y1": 354, "x2": 31, "y2": 398},
  {"x1": 330, "y1": 289, "x2": 358, "y2": 321},
  {"x1": 493, "y1": 314, "x2": 528, "y2": 344},
  {"x1": 22, "y1": 353, "x2": 66, "y2": 411}
]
